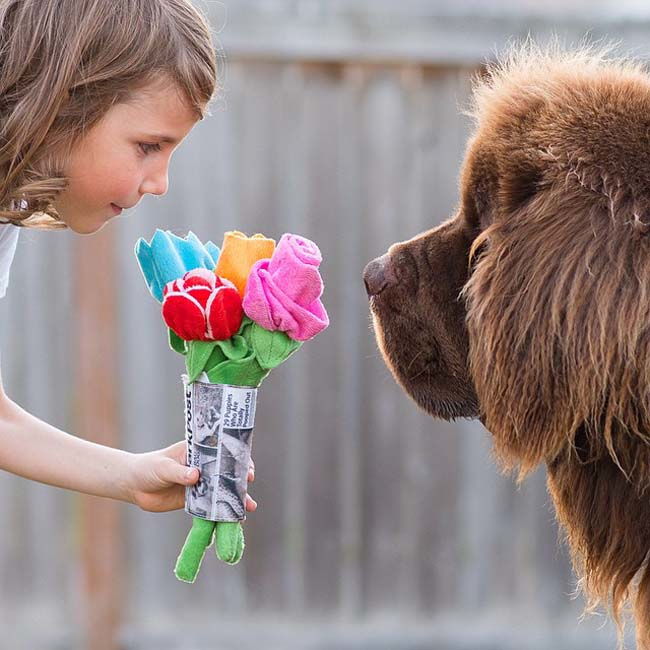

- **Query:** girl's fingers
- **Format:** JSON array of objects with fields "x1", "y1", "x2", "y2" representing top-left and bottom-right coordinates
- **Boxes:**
[
  {"x1": 245, "y1": 494, "x2": 258, "y2": 512},
  {"x1": 248, "y1": 459, "x2": 255, "y2": 483}
]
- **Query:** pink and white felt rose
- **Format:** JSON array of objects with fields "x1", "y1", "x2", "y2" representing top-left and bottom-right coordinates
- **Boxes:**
[
  {"x1": 243, "y1": 234, "x2": 329, "y2": 341},
  {"x1": 162, "y1": 268, "x2": 243, "y2": 341}
]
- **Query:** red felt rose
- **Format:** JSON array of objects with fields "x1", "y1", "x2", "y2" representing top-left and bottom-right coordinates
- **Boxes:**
[{"x1": 162, "y1": 269, "x2": 243, "y2": 341}]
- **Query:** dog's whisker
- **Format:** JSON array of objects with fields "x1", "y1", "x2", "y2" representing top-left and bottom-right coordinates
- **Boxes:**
[
  {"x1": 408, "y1": 365, "x2": 431, "y2": 382},
  {"x1": 405, "y1": 349, "x2": 425, "y2": 373}
]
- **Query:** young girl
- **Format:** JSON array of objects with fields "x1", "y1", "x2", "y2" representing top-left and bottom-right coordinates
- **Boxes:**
[{"x1": 0, "y1": 0, "x2": 257, "y2": 513}]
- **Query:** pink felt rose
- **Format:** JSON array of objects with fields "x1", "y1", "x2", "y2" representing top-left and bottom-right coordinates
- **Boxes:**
[
  {"x1": 242, "y1": 234, "x2": 329, "y2": 341},
  {"x1": 162, "y1": 268, "x2": 243, "y2": 341}
]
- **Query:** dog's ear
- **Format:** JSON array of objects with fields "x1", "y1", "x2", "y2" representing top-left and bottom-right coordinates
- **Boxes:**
[
  {"x1": 460, "y1": 141, "x2": 498, "y2": 233},
  {"x1": 499, "y1": 148, "x2": 546, "y2": 215},
  {"x1": 461, "y1": 139, "x2": 547, "y2": 235}
]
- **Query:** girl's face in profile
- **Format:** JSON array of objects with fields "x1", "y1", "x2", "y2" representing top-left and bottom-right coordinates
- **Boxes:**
[{"x1": 53, "y1": 78, "x2": 200, "y2": 234}]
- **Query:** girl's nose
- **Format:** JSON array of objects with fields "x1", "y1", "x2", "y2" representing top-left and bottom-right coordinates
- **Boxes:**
[{"x1": 140, "y1": 171, "x2": 169, "y2": 197}]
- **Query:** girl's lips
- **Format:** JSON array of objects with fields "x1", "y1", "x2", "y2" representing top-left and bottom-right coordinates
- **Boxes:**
[{"x1": 110, "y1": 203, "x2": 123, "y2": 215}]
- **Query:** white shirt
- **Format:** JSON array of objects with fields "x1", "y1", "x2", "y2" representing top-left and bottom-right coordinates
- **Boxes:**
[{"x1": 0, "y1": 222, "x2": 19, "y2": 299}]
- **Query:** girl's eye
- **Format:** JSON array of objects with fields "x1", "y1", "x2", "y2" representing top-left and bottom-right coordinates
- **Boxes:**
[{"x1": 139, "y1": 142, "x2": 162, "y2": 155}]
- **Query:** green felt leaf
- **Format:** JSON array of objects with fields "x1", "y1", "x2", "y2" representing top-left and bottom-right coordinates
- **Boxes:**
[
  {"x1": 239, "y1": 316, "x2": 254, "y2": 331},
  {"x1": 204, "y1": 345, "x2": 228, "y2": 374},
  {"x1": 204, "y1": 333, "x2": 251, "y2": 376},
  {"x1": 250, "y1": 324, "x2": 302, "y2": 370},
  {"x1": 187, "y1": 340, "x2": 218, "y2": 383},
  {"x1": 168, "y1": 329, "x2": 187, "y2": 356},
  {"x1": 216, "y1": 334, "x2": 249, "y2": 361},
  {"x1": 205, "y1": 353, "x2": 269, "y2": 388}
]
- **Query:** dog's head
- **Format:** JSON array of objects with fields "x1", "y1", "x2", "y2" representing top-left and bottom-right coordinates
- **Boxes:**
[
  {"x1": 365, "y1": 43, "x2": 650, "y2": 462},
  {"x1": 364, "y1": 42, "x2": 650, "y2": 639}
]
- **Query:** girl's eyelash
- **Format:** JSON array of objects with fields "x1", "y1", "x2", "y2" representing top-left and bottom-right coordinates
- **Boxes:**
[{"x1": 139, "y1": 142, "x2": 162, "y2": 155}]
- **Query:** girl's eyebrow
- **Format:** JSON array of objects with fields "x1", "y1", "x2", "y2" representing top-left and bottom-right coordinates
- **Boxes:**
[{"x1": 143, "y1": 133, "x2": 179, "y2": 145}]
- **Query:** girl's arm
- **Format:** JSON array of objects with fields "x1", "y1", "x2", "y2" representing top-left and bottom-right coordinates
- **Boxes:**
[
  {"x1": 0, "y1": 369, "x2": 257, "y2": 512},
  {"x1": 0, "y1": 393, "x2": 198, "y2": 510}
]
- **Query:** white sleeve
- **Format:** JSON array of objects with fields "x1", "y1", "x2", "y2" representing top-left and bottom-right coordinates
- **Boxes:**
[{"x1": 0, "y1": 224, "x2": 20, "y2": 299}]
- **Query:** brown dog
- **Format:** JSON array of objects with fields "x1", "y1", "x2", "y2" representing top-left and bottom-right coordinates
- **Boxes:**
[{"x1": 364, "y1": 42, "x2": 650, "y2": 647}]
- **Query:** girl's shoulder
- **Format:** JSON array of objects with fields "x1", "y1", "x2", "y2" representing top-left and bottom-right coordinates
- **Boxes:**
[
  {"x1": 0, "y1": 200, "x2": 24, "y2": 250},
  {"x1": 0, "y1": 221, "x2": 19, "y2": 248},
  {"x1": 0, "y1": 222, "x2": 20, "y2": 300}
]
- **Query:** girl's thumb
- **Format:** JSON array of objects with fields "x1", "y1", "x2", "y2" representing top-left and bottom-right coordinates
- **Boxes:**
[
  {"x1": 182, "y1": 466, "x2": 199, "y2": 485},
  {"x1": 160, "y1": 457, "x2": 198, "y2": 485}
]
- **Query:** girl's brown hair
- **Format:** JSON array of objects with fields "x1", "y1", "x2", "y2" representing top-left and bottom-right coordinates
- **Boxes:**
[{"x1": 0, "y1": 0, "x2": 218, "y2": 228}]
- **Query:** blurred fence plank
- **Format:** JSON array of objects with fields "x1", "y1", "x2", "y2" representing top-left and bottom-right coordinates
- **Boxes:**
[
  {"x1": 214, "y1": 1, "x2": 650, "y2": 65},
  {"x1": 74, "y1": 226, "x2": 123, "y2": 650}
]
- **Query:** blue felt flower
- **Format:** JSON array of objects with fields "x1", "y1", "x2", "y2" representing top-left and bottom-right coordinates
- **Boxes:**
[{"x1": 135, "y1": 230, "x2": 221, "y2": 302}]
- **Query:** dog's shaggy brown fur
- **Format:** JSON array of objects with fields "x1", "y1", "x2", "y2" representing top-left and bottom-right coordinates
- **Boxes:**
[{"x1": 364, "y1": 42, "x2": 650, "y2": 646}]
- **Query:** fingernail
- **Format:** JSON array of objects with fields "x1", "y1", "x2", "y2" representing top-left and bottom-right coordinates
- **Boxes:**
[{"x1": 185, "y1": 468, "x2": 195, "y2": 480}]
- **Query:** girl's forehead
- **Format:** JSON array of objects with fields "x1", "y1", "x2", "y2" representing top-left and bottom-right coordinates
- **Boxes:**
[{"x1": 119, "y1": 83, "x2": 200, "y2": 133}]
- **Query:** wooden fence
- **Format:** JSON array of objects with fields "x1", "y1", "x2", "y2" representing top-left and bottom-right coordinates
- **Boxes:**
[{"x1": 0, "y1": 3, "x2": 643, "y2": 648}]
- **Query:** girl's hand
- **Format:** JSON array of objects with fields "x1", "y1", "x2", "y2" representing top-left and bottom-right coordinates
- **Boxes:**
[{"x1": 127, "y1": 441, "x2": 258, "y2": 513}]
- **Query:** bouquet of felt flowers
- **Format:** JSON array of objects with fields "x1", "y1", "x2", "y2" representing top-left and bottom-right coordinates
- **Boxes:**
[{"x1": 135, "y1": 230, "x2": 328, "y2": 582}]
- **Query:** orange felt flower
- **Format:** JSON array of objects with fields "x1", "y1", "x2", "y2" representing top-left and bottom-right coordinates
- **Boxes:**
[{"x1": 215, "y1": 231, "x2": 276, "y2": 296}]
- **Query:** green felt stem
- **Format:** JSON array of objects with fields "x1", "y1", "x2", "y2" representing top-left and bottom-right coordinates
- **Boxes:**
[
  {"x1": 174, "y1": 517, "x2": 216, "y2": 583},
  {"x1": 215, "y1": 522, "x2": 245, "y2": 565}
]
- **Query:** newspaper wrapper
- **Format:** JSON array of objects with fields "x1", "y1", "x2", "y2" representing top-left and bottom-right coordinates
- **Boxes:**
[{"x1": 182, "y1": 374, "x2": 257, "y2": 522}]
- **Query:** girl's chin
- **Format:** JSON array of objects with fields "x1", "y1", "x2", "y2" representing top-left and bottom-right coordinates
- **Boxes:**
[{"x1": 64, "y1": 210, "x2": 114, "y2": 235}]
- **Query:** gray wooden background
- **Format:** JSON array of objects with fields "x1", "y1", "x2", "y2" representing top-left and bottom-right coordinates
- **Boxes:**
[{"x1": 1, "y1": 2, "x2": 647, "y2": 648}]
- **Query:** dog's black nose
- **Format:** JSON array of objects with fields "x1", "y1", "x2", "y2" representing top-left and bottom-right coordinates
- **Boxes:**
[{"x1": 363, "y1": 254, "x2": 393, "y2": 297}]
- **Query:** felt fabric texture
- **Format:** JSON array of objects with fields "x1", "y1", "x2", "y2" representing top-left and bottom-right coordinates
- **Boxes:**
[
  {"x1": 162, "y1": 269, "x2": 243, "y2": 342},
  {"x1": 205, "y1": 353, "x2": 269, "y2": 387},
  {"x1": 249, "y1": 322, "x2": 302, "y2": 370},
  {"x1": 174, "y1": 517, "x2": 216, "y2": 583},
  {"x1": 186, "y1": 331, "x2": 251, "y2": 383},
  {"x1": 215, "y1": 522, "x2": 246, "y2": 565},
  {"x1": 215, "y1": 231, "x2": 275, "y2": 296},
  {"x1": 135, "y1": 230, "x2": 220, "y2": 302},
  {"x1": 243, "y1": 234, "x2": 329, "y2": 341},
  {"x1": 169, "y1": 328, "x2": 187, "y2": 356},
  {"x1": 185, "y1": 318, "x2": 301, "y2": 385}
]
